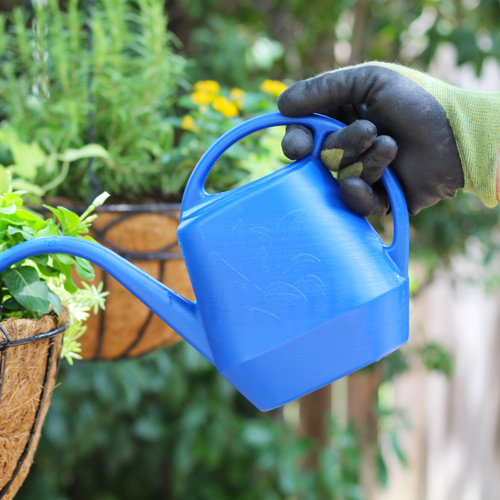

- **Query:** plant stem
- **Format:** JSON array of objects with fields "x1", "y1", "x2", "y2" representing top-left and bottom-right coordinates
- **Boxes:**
[{"x1": 41, "y1": 160, "x2": 69, "y2": 192}]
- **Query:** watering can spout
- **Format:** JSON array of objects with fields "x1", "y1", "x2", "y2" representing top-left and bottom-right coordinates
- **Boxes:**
[{"x1": 0, "y1": 236, "x2": 213, "y2": 364}]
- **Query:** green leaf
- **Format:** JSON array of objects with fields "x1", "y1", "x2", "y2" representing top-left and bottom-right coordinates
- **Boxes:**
[
  {"x1": 134, "y1": 416, "x2": 166, "y2": 441},
  {"x1": 51, "y1": 256, "x2": 77, "y2": 293},
  {"x1": 375, "y1": 448, "x2": 388, "y2": 487},
  {"x1": 419, "y1": 342, "x2": 455, "y2": 377},
  {"x1": 390, "y1": 431, "x2": 408, "y2": 466},
  {"x1": 58, "y1": 144, "x2": 110, "y2": 162},
  {"x1": 57, "y1": 206, "x2": 82, "y2": 233},
  {"x1": 0, "y1": 203, "x2": 16, "y2": 215},
  {"x1": 75, "y1": 256, "x2": 95, "y2": 280},
  {"x1": 43, "y1": 205, "x2": 64, "y2": 222},
  {"x1": 10, "y1": 178, "x2": 46, "y2": 196},
  {"x1": 34, "y1": 221, "x2": 59, "y2": 237},
  {"x1": 54, "y1": 254, "x2": 76, "y2": 266},
  {"x1": 3, "y1": 297, "x2": 24, "y2": 311},
  {"x1": 7, "y1": 225, "x2": 35, "y2": 240},
  {"x1": 11, "y1": 139, "x2": 47, "y2": 180},
  {"x1": 2, "y1": 266, "x2": 50, "y2": 313},
  {"x1": 35, "y1": 255, "x2": 49, "y2": 266},
  {"x1": 48, "y1": 289, "x2": 62, "y2": 316},
  {"x1": 242, "y1": 423, "x2": 274, "y2": 447},
  {"x1": 33, "y1": 262, "x2": 61, "y2": 278},
  {"x1": 15, "y1": 209, "x2": 45, "y2": 224}
]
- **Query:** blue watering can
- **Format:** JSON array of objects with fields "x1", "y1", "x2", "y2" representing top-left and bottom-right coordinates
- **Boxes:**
[{"x1": 0, "y1": 112, "x2": 409, "y2": 411}]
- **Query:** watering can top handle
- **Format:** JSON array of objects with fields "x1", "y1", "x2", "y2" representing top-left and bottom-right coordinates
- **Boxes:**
[{"x1": 182, "y1": 112, "x2": 409, "y2": 275}]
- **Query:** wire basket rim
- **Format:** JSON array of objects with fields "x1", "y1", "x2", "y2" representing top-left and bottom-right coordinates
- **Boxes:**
[{"x1": 0, "y1": 322, "x2": 67, "y2": 351}]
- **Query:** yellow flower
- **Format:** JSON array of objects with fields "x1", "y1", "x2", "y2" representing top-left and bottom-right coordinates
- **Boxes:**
[
  {"x1": 194, "y1": 80, "x2": 220, "y2": 95},
  {"x1": 181, "y1": 115, "x2": 199, "y2": 132},
  {"x1": 260, "y1": 79, "x2": 288, "y2": 97},
  {"x1": 212, "y1": 96, "x2": 239, "y2": 118},
  {"x1": 229, "y1": 87, "x2": 246, "y2": 109},
  {"x1": 191, "y1": 90, "x2": 215, "y2": 106},
  {"x1": 191, "y1": 81, "x2": 222, "y2": 108}
]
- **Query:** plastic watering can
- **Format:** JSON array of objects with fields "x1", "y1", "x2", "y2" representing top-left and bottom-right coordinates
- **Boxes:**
[{"x1": 0, "y1": 112, "x2": 409, "y2": 411}]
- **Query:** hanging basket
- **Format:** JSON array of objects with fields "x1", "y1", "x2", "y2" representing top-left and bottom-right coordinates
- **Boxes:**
[
  {"x1": 0, "y1": 313, "x2": 66, "y2": 500},
  {"x1": 76, "y1": 203, "x2": 194, "y2": 360}
]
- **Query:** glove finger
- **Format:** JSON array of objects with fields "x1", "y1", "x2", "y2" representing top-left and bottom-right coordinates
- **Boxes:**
[
  {"x1": 339, "y1": 177, "x2": 390, "y2": 217},
  {"x1": 356, "y1": 135, "x2": 398, "y2": 185},
  {"x1": 281, "y1": 124, "x2": 313, "y2": 160},
  {"x1": 278, "y1": 67, "x2": 375, "y2": 117},
  {"x1": 309, "y1": 104, "x2": 365, "y2": 124},
  {"x1": 335, "y1": 104, "x2": 367, "y2": 124},
  {"x1": 320, "y1": 120, "x2": 377, "y2": 171}
]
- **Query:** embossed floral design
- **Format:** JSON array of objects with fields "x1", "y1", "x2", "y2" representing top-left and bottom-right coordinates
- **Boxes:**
[{"x1": 207, "y1": 210, "x2": 326, "y2": 325}]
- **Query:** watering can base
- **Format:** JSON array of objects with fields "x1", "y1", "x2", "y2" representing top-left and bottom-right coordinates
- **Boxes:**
[{"x1": 220, "y1": 282, "x2": 409, "y2": 411}]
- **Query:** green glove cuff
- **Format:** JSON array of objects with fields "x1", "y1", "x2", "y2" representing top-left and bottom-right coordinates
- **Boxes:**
[
  {"x1": 425, "y1": 82, "x2": 500, "y2": 207},
  {"x1": 368, "y1": 62, "x2": 500, "y2": 207}
]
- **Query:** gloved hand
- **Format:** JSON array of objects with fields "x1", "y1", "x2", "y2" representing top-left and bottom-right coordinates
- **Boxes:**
[{"x1": 278, "y1": 62, "x2": 500, "y2": 215}]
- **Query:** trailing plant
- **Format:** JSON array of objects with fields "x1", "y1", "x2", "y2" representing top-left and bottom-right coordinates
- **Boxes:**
[
  {"x1": 56, "y1": 281, "x2": 108, "y2": 364},
  {"x1": 0, "y1": 174, "x2": 108, "y2": 361}
]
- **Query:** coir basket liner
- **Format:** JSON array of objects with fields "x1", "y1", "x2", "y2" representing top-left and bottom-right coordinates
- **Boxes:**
[
  {"x1": 0, "y1": 313, "x2": 66, "y2": 500},
  {"x1": 77, "y1": 204, "x2": 193, "y2": 360}
]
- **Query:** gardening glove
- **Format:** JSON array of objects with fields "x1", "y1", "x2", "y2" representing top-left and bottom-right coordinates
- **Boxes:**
[{"x1": 278, "y1": 62, "x2": 500, "y2": 216}]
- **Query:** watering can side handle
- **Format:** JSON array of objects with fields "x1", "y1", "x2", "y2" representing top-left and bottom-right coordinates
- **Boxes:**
[
  {"x1": 181, "y1": 112, "x2": 345, "y2": 212},
  {"x1": 381, "y1": 168, "x2": 410, "y2": 276}
]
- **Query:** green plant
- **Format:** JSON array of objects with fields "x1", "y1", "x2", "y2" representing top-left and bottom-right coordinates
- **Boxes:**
[
  {"x1": 0, "y1": 0, "x2": 185, "y2": 203},
  {"x1": 163, "y1": 79, "x2": 285, "y2": 194},
  {"x1": 0, "y1": 174, "x2": 108, "y2": 361},
  {"x1": 0, "y1": 2, "x2": 285, "y2": 204},
  {"x1": 0, "y1": 126, "x2": 110, "y2": 201}
]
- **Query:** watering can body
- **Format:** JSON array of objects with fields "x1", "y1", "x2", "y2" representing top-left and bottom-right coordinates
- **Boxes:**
[{"x1": 0, "y1": 112, "x2": 409, "y2": 411}]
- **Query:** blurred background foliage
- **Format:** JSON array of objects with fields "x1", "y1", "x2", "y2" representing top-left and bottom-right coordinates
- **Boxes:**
[
  {"x1": 21, "y1": 345, "x2": 366, "y2": 500},
  {"x1": 2, "y1": 0, "x2": 498, "y2": 498},
  {"x1": 166, "y1": 0, "x2": 500, "y2": 83}
]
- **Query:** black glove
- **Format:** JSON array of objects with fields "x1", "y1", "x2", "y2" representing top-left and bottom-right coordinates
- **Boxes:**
[{"x1": 278, "y1": 63, "x2": 466, "y2": 216}]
